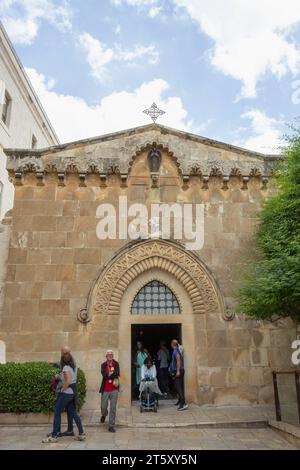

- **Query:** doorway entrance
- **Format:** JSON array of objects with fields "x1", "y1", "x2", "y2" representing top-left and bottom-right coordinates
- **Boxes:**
[{"x1": 131, "y1": 323, "x2": 182, "y2": 400}]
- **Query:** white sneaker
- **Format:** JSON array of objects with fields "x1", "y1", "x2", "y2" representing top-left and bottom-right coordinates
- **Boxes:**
[
  {"x1": 177, "y1": 404, "x2": 188, "y2": 411},
  {"x1": 42, "y1": 436, "x2": 58, "y2": 443}
]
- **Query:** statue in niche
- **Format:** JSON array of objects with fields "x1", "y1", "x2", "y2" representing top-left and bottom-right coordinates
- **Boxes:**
[{"x1": 147, "y1": 146, "x2": 161, "y2": 173}]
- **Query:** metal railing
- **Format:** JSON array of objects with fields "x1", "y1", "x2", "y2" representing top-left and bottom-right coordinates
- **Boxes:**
[{"x1": 272, "y1": 371, "x2": 300, "y2": 424}]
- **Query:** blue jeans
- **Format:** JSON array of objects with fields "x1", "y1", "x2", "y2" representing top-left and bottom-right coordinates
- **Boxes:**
[{"x1": 53, "y1": 393, "x2": 84, "y2": 437}]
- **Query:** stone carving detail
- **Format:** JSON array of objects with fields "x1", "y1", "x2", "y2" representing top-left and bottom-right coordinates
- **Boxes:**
[
  {"x1": 147, "y1": 145, "x2": 162, "y2": 173},
  {"x1": 6, "y1": 137, "x2": 276, "y2": 189},
  {"x1": 230, "y1": 167, "x2": 242, "y2": 177},
  {"x1": 81, "y1": 240, "x2": 224, "y2": 323},
  {"x1": 44, "y1": 163, "x2": 58, "y2": 173}
]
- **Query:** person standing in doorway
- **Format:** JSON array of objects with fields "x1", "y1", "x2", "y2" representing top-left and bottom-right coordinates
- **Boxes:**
[
  {"x1": 100, "y1": 350, "x2": 120, "y2": 433},
  {"x1": 133, "y1": 341, "x2": 149, "y2": 397},
  {"x1": 157, "y1": 341, "x2": 170, "y2": 396},
  {"x1": 170, "y1": 339, "x2": 188, "y2": 411}
]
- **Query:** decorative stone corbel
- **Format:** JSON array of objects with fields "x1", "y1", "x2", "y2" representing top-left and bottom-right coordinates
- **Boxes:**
[
  {"x1": 182, "y1": 175, "x2": 190, "y2": 191},
  {"x1": 99, "y1": 173, "x2": 107, "y2": 188},
  {"x1": 36, "y1": 171, "x2": 44, "y2": 186},
  {"x1": 202, "y1": 176, "x2": 209, "y2": 190},
  {"x1": 79, "y1": 172, "x2": 87, "y2": 187},
  {"x1": 77, "y1": 308, "x2": 91, "y2": 324},
  {"x1": 261, "y1": 177, "x2": 269, "y2": 190},
  {"x1": 57, "y1": 172, "x2": 65, "y2": 187},
  {"x1": 222, "y1": 308, "x2": 235, "y2": 321},
  {"x1": 14, "y1": 171, "x2": 23, "y2": 186},
  {"x1": 222, "y1": 176, "x2": 229, "y2": 191},
  {"x1": 242, "y1": 176, "x2": 249, "y2": 190},
  {"x1": 120, "y1": 174, "x2": 128, "y2": 188}
]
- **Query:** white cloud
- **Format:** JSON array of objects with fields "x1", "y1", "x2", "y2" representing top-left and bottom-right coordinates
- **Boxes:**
[
  {"x1": 79, "y1": 33, "x2": 114, "y2": 82},
  {"x1": 0, "y1": 0, "x2": 72, "y2": 45},
  {"x1": 79, "y1": 32, "x2": 159, "y2": 82},
  {"x1": 25, "y1": 67, "x2": 193, "y2": 143},
  {"x1": 111, "y1": 0, "x2": 162, "y2": 18},
  {"x1": 173, "y1": 0, "x2": 300, "y2": 99},
  {"x1": 234, "y1": 109, "x2": 283, "y2": 153}
]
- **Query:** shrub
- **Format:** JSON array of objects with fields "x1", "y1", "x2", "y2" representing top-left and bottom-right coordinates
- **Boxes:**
[{"x1": 0, "y1": 362, "x2": 86, "y2": 413}]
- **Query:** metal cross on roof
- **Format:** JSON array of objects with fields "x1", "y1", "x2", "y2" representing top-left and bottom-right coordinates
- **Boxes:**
[{"x1": 143, "y1": 102, "x2": 166, "y2": 123}]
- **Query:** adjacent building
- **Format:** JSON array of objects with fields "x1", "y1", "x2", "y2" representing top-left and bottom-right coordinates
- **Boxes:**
[{"x1": 0, "y1": 22, "x2": 59, "y2": 357}]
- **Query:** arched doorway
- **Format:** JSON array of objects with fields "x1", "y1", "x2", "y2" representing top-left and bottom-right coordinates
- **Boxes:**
[{"x1": 88, "y1": 239, "x2": 224, "y2": 408}]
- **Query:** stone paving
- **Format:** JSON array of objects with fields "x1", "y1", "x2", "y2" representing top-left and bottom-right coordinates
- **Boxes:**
[
  {"x1": 0, "y1": 425, "x2": 296, "y2": 450},
  {"x1": 83, "y1": 402, "x2": 276, "y2": 428},
  {"x1": 0, "y1": 404, "x2": 297, "y2": 450}
]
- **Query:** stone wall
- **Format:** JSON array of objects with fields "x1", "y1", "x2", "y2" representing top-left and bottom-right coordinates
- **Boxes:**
[{"x1": 1, "y1": 127, "x2": 296, "y2": 410}]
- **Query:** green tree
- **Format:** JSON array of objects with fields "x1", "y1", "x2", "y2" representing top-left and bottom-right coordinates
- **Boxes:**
[{"x1": 237, "y1": 127, "x2": 300, "y2": 322}]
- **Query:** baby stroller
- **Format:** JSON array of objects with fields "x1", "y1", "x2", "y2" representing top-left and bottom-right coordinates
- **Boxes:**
[{"x1": 140, "y1": 378, "x2": 158, "y2": 413}]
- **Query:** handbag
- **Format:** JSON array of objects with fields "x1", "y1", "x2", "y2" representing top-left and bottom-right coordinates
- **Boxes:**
[{"x1": 112, "y1": 378, "x2": 119, "y2": 387}]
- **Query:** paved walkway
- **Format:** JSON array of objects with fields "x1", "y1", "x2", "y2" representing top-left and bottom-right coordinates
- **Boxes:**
[
  {"x1": 0, "y1": 425, "x2": 296, "y2": 450},
  {"x1": 82, "y1": 403, "x2": 276, "y2": 428}
]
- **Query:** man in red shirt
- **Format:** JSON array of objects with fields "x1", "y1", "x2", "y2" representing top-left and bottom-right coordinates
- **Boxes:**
[{"x1": 99, "y1": 350, "x2": 120, "y2": 433}]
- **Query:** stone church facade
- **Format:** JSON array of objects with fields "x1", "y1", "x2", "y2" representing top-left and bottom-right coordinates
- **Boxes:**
[{"x1": 0, "y1": 124, "x2": 296, "y2": 410}]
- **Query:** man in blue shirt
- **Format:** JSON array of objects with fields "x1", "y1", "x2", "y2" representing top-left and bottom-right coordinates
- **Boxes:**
[{"x1": 170, "y1": 339, "x2": 188, "y2": 411}]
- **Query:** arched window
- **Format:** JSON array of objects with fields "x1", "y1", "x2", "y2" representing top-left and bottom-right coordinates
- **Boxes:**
[{"x1": 131, "y1": 280, "x2": 180, "y2": 315}]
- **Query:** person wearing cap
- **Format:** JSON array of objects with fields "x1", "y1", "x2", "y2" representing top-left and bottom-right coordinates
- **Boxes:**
[{"x1": 99, "y1": 350, "x2": 120, "y2": 433}]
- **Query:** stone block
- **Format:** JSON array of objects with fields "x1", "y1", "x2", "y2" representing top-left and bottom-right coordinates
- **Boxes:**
[
  {"x1": 61, "y1": 282, "x2": 91, "y2": 299},
  {"x1": 42, "y1": 282, "x2": 62, "y2": 299},
  {"x1": 7, "y1": 334, "x2": 35, "y2": 353},
  {"x1": 21, "y1": 316, "x2": 43, "y2": 332},
  {"x1": 210, "y1": 368, "x2": 227, "y2": 387},
  {"x1": 75, "y1": 248, "x2": 101, "y2": 264},
  {"x1": 8, "y1": 248, "x2": 27, "y2": 264},
  {"x1": 227, "y1": 367, "x2": 249, "y2": 386},
  {"x1": 12, "y1": 216, "x2": 34, "y2": 231},
  {"x1": 15, "y1": 265, "x2": 36, "y2": 281},
  {"x1": 39, "y1": 299, "x2": 70, "y2": 316},
  {"x1": 32, "y1": 216, "x2": 57, "y2": 231},
  {"x1": 76, "y1": 264, "x2": 99, "y2": 282},
  {"x1": 40, "y1": 232, "x2": 66, "y2": 248},
  {"x1": 56, "y1": 216, "x2": 74, "y2": 232},
  {"x1": 36, "y1": 265, "x2": 57, "y2": 281},
  {"x1": 228, "y1": 329, "x2": 251, "y2": 348},
  {"x1": 11, "y1": 299, "x2": 39, "y2": 316},
  {"x1": 207, "y1": 348, "x2": 233, "y2": 367},
  {"x1": 249, "y1": 348, "x2": 269, "y2": 367},
  {"x1": 207, "y1": 330, "x2": 228, "y2": 348},
  {"x1": 248, "y1": 367, "x2": 265, "y2": 386},
  {"x1": 34, "y1": 333, "x2": 68, "y2": 352},
  {"x1": 51, "y1": 248, "x2": 74, "y2": 265},
  {"x1": 56, "y1": 265, "x2": 76, "y2": 281},
  {"x1": 33, "y1": 185, "x2": 57, "y2": 201},
  {"x1": 62, "y1": 201, "x2": 79, "y2": 216},
  {"x1": 76, "y1": 217, "x2": 97, "y2": 232},
  {"x1": 67, "y1": 232, "x2": 86, "y2": 248},
  {"x1": 27, "y1": 249, "x2": 51, "y2": 264}
]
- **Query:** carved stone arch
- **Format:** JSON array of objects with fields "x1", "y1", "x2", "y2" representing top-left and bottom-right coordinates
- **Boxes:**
[
  {"x1": 128, "y1": 142, "x2": 182, "y2": 176},
  {"x1": 82, "y1": 239, "x2": 225, "y2": 323}
]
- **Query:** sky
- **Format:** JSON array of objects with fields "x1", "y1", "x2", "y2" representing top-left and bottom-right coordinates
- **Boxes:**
[{"x1": 1, "y1": 0, "x2": 300, "y2": 153}]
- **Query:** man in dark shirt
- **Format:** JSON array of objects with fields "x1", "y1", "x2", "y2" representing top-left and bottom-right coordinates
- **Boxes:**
[{"x1": 170, "y1": 340, "x2": 188, "y2": 411}]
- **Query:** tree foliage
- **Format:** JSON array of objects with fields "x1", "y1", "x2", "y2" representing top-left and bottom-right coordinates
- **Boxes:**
[{"x1": 237, "y1": 128, "x2": 300, "y2": 322}]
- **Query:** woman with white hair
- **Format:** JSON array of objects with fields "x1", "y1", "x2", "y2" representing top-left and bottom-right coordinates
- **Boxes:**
[{"x1": 99, "y1": 350, "x2": 120, "y2": 433}]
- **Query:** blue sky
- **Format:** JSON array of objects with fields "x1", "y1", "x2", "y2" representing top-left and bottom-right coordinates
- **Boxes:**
[{"x1": 1, "y1": 0, "x2": 300, "y2": 153}]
